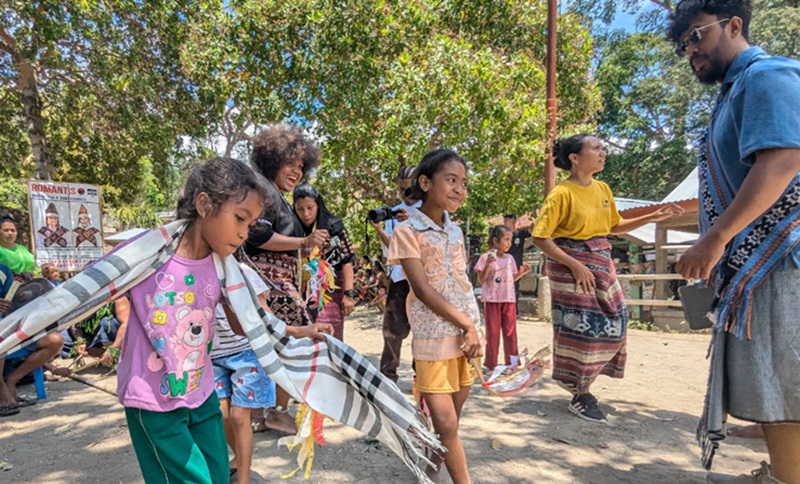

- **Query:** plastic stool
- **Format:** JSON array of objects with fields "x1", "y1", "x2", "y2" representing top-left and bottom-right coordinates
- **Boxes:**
[{"x1": 4, "y1": 347, "x2": 47, "y2": 400}]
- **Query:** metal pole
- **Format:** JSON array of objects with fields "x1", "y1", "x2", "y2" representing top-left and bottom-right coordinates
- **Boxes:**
[{"x1": 544, "y1": 0, "x2": 558, "y2": 196}]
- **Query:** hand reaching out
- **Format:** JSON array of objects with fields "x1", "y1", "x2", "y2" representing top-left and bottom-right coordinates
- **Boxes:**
[{"x1": 650, "y1": 203, "x2": 685, "y2": 222}]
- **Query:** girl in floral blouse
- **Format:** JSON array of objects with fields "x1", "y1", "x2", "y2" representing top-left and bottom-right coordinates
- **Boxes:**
[{"x1": 388, "y1": 149, "x2": 482, "y2": 484}]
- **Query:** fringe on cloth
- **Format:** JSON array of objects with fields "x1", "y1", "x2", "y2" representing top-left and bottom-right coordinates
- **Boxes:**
[{"x1": 696, "y1": 328, "x2": 727, "y2": 470}]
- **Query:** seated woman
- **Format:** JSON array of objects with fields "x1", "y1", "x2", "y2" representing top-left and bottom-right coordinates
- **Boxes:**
[{"x1": 0, "y1": 215, "x2": 35, "y2": 283}]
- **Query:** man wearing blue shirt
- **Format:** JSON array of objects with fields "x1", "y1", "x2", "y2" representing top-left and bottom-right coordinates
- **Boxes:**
[
  {"x1": 370, "y1": 166, "x2": 420, "y2": 383},
  {"x1": 670, "y1": 1, "x2": 800, "y2": 482}
]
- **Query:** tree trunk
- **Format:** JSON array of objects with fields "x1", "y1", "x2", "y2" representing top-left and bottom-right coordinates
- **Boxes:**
[{"x1": 19, "y1": 62, "x2": 54, "y2": 180}]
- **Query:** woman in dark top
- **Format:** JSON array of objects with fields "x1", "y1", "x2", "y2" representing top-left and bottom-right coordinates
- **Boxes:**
[
  {"x1": 293, "y1": 183, "x2": 356, "y2": 340},
  {"x1": 245, "y1": 124, "x2": 329, "y2": 327},
  {"x1": 245, "y1": 124, "x2": 329, "y2": 434}
]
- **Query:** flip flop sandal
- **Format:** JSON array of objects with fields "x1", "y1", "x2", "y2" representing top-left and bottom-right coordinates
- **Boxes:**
[
  {"x1": 15, "y1": 397, "x2": 36, "y2": 408},
  {"x1": 0, "y1": 405, "x2": 20, "y2": 417}
]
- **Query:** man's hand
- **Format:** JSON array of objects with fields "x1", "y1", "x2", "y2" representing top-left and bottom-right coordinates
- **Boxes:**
[
  {"x1": 0, "y1": 298, "x2": 10, "y2": 316},
  {"x1": 44, "y1": 363, "x2": 72, "y2": 378},
  {"x1": 676, "y1": 234, "x2": 727, "y2": 281},
  {"x1": 99, "y1": 348, "x2": 117, "y2": 366}
]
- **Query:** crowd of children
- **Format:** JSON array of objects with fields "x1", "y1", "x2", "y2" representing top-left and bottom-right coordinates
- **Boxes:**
[
  {"x1": 0, "y1": 141, "x2": 650, "y2": 484},
  {"x1": 0, "y1": 113, "x2": 785, "y2": 484}
]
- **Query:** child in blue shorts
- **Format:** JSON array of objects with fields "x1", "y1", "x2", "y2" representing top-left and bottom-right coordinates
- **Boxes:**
[{"x1": 211, "y1": 264, "x2": 276, "y2": 483}]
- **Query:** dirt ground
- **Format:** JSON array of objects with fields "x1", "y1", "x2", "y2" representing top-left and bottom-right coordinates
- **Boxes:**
[{"x1": 0, "y1": 308, "x2": 769, "y2": 484}]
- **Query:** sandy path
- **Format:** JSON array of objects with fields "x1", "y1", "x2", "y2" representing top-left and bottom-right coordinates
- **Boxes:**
[{"x1": 0, "y1": 309, "x2": 767, "y2": 483}]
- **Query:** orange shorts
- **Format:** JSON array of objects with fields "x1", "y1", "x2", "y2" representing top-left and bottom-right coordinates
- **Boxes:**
[{"x1": 415, "y1": 356, "x2": 475, "y2": 394}]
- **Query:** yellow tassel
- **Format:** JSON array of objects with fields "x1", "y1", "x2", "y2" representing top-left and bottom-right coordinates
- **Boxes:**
[{"x1": 279, "y1": 405, "x2": 330, "y2": 479}]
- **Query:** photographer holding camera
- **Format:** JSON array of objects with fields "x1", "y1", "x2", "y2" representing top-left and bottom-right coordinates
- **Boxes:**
[{"x1": 369, "y1": 165, "x2": 419, "y2": 383}]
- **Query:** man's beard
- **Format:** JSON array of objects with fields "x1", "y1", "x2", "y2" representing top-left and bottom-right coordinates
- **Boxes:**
[{"x1": 692, "y1": 46, "x2": 729, "y2": 85}]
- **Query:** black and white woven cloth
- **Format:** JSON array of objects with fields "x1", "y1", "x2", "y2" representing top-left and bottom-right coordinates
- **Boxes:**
[{"x1": 0, "y1": 220, "x2": 443, "y2": 483}]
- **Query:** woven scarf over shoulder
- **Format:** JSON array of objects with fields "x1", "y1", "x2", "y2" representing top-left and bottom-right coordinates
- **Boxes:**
[
  {"x1": 699, "y1": 131, "x2": 800, "y2": 340},
  {"x1": 0, "y1": 220, "x2": 443, "y2": 483}
]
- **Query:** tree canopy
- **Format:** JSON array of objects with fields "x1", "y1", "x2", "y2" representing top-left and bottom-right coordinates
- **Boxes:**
[
  {"x1": 579, "y1": 0, "x2": 799, "y2": 200},
  {"x1": 2, "y1": 0, "x2": 600, "y2": 239},
  {"x1": 0, "y1": 1, "x2": 217, "y2": 218}
]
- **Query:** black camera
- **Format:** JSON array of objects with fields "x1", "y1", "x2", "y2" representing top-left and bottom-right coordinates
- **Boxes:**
[{"x1": 368, "y1": 206, "x2": 400, "y2": 223}]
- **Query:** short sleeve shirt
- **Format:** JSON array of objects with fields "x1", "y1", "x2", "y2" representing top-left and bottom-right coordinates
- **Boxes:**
[
  {"x1": 117, "y1": 254, "x2": 220, "y2": 412},
  {"x1": 0, "y1": 244, "x2": 35, "y2": 276},
  {"x1": 706, "y1": 47, "x2": 800, "y2": 265},
  {"x1": 387, "y1": 208, "x2": 482, "y2": 361},
  {"x1": 474, "y1": 253, "x2": 518, "y2": 303},
  {"x1": 210, "y1": 265, "x2": 269, "y2": 359},
  {"x1": 507, "y1": 230, "x2": 530, "y2": 269},
  {"x1": 246, "y1": 187, "x2": 304, "y2": 255},
  {"x1": 533, "y1": 180, "x2": 622, "y2": 240},
  {"x1": 384, "y1": 200, "x2": 422, "y2": 282}
]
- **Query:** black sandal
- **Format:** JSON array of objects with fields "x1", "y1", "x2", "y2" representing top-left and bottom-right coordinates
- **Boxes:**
[
  {"x1": 0, "y1": 405, "x2": 20, "y2": 417},
  {"x1": 15, "y1": 396, "x2": 36, "y2": 408}
]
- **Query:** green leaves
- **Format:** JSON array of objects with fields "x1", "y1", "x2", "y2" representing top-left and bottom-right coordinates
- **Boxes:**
[
  {"x1": 3, "y1": 0, "x2": 600, "y2": 243},
  {"x1": 571, "y1": 0, "x2": 798, "y2": 200}
]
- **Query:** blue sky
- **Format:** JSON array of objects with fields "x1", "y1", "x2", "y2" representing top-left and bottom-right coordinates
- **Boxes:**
[{"x1": 610, "y1": 10, "x2": 638, "y2": 32}]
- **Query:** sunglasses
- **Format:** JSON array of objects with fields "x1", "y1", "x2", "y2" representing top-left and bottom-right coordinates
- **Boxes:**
[{"x1": 676, "y1": 18, "x2": 730, "y2": 57}]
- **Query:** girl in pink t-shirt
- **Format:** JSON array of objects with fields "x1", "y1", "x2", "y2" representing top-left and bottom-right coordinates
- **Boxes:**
[
  {"x1": 475, "y1": 225, "x2": 531, "y2": 370},
  {"x1": 114, "y1": 158, "x2": 331, "y2": 483}
]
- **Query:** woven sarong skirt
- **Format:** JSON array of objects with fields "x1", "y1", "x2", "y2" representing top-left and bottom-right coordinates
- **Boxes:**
[{"x1": 547, "y1": 238, "x2": 627, "y2": 393}]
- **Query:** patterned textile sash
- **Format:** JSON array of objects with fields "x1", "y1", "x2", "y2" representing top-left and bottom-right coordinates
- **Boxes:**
[
  {"x1": 0, "y1": 220, "x2": 443, "y2": 483},
  {"x1": 546, "y1": 238, "x2": 627, "y2": 339},
  {"x1": 247, "y1": 251, "x2": 312, "y2": 327},
  {"x1": 698, "y1": 130, "x2": 800, "y2": 340},
  {"x1": 315, "y1": 287, "x2": 345, "y2": 341}
]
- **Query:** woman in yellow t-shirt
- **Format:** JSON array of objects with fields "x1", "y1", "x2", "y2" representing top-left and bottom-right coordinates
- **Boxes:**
[{"x1": 532, "y1": 134, "x2": 683, "y2": 424}]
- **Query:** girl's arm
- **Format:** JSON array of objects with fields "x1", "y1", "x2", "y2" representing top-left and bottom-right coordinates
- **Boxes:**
[
  {"x1": 477, "y1": 254, "x2": 494, "y2": 284},
  {"x1": 400, "y1": 258, "x2": 482, "y2": 358},
  {"x1": 513, "y1": 264, "x2": 531, "y2": 282},
  {"x1": 533, "y1": 237, "x2": 596, "y2": 293},
  {"x1": 110, "y1": 297, "x2": 131, "y2": 348},
  {"x1": 610, "y1": 204, "x2": 685, "y2": 234},
  {"x1": 224, "y1": 293, "x2": 333, "y2": 341},
  {"x1": 256, "y1": 231, "x2": 329, "y2": 252}
]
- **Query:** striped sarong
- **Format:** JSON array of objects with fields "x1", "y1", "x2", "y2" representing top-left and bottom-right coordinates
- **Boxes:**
[{"x1": 547, "y1": 238, "x2": 627, "y2": 393}]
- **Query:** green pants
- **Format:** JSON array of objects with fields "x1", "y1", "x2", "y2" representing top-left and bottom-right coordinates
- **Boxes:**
[{"x1": 125, "y1": 393, "x2": 229, "y2": 484}]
